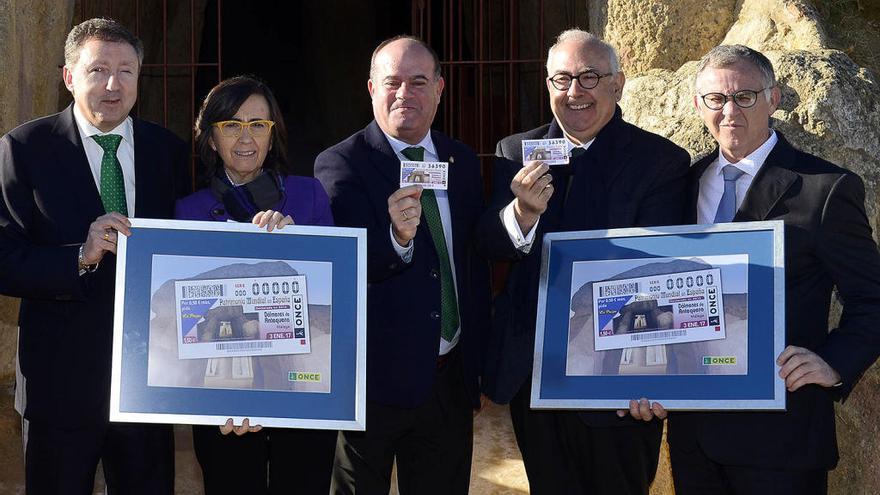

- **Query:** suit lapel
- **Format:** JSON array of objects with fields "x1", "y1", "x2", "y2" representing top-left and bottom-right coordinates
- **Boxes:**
[
  {"x1": 735, "y1": 137, "x2": 799, "y2": 222},
  {"x1": 688, "y1": 152, "x2": 715, "y2": 223},
  {"x1": 52, "y1": 106, "x2": 105, "y2": 220},
  {"x1": 364, "y1": 121, "x2": 403, "y2": 188}
]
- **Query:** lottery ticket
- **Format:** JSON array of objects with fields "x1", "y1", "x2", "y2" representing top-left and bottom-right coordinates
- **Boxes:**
[
  {"x1": 174, "y1": 275, "x2": 311, "y2": 359},
  {"x1": 593, "y1": 268, "x2": 726, "y2": 351},
  {"x1": 400, "y1": 161, "x2": 449, "y2": 190},
  {"x1": 521, "y1": 138, "x2": 570, "y2": 165}
]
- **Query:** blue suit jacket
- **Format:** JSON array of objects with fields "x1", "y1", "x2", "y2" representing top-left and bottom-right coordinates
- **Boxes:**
[
  {"x1": 0, "y1": 105, "x2": 190, "y2": 426},
  {"x1": 314, "y1": 121, "x2": 490, "y2": 408}
]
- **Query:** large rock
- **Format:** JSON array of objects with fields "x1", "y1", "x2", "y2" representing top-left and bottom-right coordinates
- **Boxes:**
[
  {"x1": 590, "y1": 0, "x2": 736, "y2": 75},
  {"x1": 721, "y1": 0, "x2": 827, "y2": 51}
]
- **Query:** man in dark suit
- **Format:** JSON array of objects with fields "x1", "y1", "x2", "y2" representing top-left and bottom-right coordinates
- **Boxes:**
[
  {"x1": 314, "y1": 36, "x2": 490, "y2": 494},
  {"x1": 475, "y1": 29, "x2": 690, "y2": 494},
  {"x1": 638, "y1": 44, "x2": 880, "y2": 495},
  {"x1": 0, "y1": 18, "x2": 189, "y2": 494}
]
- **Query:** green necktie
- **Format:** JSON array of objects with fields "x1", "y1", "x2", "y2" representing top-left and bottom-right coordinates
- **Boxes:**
[
  {"x1": 401, "y1": 146, "x2": 460, "y2": 342},
  {"x1": 570, "y1": 146, "x2": 586, "y2": 158},
  {"x1": 92, "y1": 134, "x2": 128, "y2": 216}
]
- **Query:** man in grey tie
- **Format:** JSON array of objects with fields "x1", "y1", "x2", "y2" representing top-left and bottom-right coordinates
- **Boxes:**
[
  {"x1": 636, "y1": 44, "x2": 880, "y2": 495},
  {"x1": 0, "y1": 18, "x2": 189, "y2": 494},
  {"x1": 314, "y1": 36, "x2": 490, "y2": 494}
]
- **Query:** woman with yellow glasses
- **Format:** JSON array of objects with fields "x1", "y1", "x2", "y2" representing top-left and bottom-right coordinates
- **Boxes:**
[{"x1": 174, "y1": 75, "x2": 335, "y2": 494}]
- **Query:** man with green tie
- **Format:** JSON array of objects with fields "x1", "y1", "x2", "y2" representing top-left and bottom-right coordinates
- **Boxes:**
[
  {"x1": 0, "y1": 17, "x2": 189, "y2": 494},
  {"x1": 315, "y1": 35, "x2": 491, "y2": 494}
]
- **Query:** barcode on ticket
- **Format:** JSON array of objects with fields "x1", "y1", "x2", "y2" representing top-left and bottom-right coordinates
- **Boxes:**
[
  {"x1": 182, "y1": 284, "x2": 224, "y2": 298},
  {"x1": 599, "y1": 282, "x2": 639, "y2": 297},
  {"x1": 629, "y1": 330, "x2": 686, "y2": 342},
  {"x1": 214, "y1": 341, "x2": 273, "y2": 351}
]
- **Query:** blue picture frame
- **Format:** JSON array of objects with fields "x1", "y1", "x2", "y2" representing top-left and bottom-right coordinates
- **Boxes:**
[
  {"x1": 110, "y1": 219, "x2": 367, "y2": 430},
  {"x1": 531, "y1": 221, "x2": 786, "y2": 410}
]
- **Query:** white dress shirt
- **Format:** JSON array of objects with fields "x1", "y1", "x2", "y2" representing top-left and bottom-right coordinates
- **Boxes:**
[
  {"x1": 382, "y1": 131, "x2": 461, "y2": 354},
  {"x1": 73, "y1": 105, "x2": 137, "y2": 215},
  {"x1": 502, "y1": 136, "x2": 596, "y2": 253},
  {"x1": 697, "y1": 131, "x2": 778, "y2": 224}
]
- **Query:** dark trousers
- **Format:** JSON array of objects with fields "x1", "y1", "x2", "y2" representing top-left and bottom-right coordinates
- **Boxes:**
[
  {"x1": 669, "y1": 424, "x2": 828, "y2": 495},
  {"x1": 25, "y1": 420, "x2": 174, "y2": 495},
  {"x1": 509, "y1": 383, "x2": 663, "y2": 495},
  {"x1": 332, "y1": 353, "x2": 474, "y2": 495},
  {"x1": 193, "y1": 425, "x2": 337, "y2": 495}
]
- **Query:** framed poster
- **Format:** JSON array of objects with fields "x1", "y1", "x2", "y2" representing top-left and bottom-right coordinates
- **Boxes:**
[
  {"x1": 531, "y1": 221, "x2": 785, "y2": 410},
  {"x1": 110, "y1": 219, "x2": 366, "y2": 430}
]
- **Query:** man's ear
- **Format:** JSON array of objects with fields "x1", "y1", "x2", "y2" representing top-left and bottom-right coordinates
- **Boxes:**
[
  {"x1": 768, "y1": 86, "x2": 782, "y2": 114},
  {"x1": 612, "y1": 71, "x2": 626, "y2": 101},
  {"x1": 62, "y1": 66, "x2": 75, "y2": 92}
]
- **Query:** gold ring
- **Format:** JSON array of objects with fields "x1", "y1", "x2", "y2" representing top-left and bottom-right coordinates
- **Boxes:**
[{"x1": 103, "y1": 232, "x2": 110, "y2": 241}]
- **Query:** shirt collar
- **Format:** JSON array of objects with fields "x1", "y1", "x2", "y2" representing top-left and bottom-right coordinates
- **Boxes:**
[
  {"x1": 73, "y1": 104, "x2": 134, "y2": 144},
  {"x1": 382, "y1": 130, "x2": 437, "y2": 159},
  {"x1": 714, "y1": 130, "x2": 777, "y2": 178},
  {"x1": 564, "y1": 136, "x2": 596, "y2": 154}
]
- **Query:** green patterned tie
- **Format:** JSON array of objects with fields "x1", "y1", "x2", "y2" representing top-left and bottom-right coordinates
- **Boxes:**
[
  {"x1": 92, "y1": 134, "x2": 128, "y2": 216},
  {"x1": 401, "y1": 146, "x2": 460, "y2": 342}
]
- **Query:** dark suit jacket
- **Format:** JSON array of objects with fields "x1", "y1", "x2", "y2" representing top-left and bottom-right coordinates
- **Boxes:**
[
  {"x1": 668, "y1": 132, "x2": 880, "y2": 470},
  {"x1": 0, "y1": 105, "x2": 189, "y2": 426},
  {"x1": 314, "y1": 121, "x2": 491, "y2": 408},
  {"x1": 476, "y1": 107, "x2": 690, "y2": 426}
]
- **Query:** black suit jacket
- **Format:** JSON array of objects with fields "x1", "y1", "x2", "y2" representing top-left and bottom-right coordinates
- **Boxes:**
[
  {"x1": 0, "y1": 105, "x2": 189, "y2": 426},
  {"x1": 476, "y1": 107, "x2": 690, "y2": 426},
  {"x1": 668, "y1": 132, "x2": 880, "y2": 470},
  {"x1": 314, "y1": 121, "x2": 491, "y2": 408}
]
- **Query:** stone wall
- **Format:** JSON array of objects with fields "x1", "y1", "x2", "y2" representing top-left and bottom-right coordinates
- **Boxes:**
[
  {"x1": 0, "y1": 0, "x2": 75, "y2": 387},
  {"x1": 594, "y1": 1, "x2": 880, "y2": 493}
]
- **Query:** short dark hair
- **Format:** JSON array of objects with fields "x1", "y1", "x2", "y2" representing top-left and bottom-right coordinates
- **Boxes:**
[
  {"x1": 64, "y1": 18, "x2": 144, "y2": 67},
  {"x1": 369, "y1": 35, "x2": 442, "y2": 81},
  {"x1": 194, "y1": 75, "x2": 289, "y2": 180}
]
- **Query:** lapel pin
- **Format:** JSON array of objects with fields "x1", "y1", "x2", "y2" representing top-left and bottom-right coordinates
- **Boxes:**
[{"x1": 449, "y1": 156, "x2": 454, "y2": 164}]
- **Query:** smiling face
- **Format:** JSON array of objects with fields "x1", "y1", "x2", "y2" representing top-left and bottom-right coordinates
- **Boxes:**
[
  {"x1": 694, "y1": 61, "x2": 780, "y2": 163},
  {"x1": 210, "y1": 93, "x2": 273, "y2": 184},
  {"x1": 546, "y1": 39, "x2": 624, "y2": 145},
  {"x1": 368, "y1": 39, "x2": 444, "y2": 145},
  {"x1": 63, "y1": 38, "x2": 140, "y2": 132}
]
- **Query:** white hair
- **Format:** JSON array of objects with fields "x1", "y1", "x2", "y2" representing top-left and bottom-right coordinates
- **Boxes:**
[{"x1": 547, "y1": 29, "x2": 620, "y2": 75}]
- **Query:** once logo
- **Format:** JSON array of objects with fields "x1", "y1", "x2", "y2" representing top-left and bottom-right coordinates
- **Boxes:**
[
  {"x1": 702, "y1": 356, "x2": 737, "y2": 365},
  {"x1": 288, "y1": 371, "x2": 322, "y2": 382}
]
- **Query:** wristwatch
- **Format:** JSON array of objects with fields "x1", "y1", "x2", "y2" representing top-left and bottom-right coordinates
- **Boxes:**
[{"x1": 78, "y1": 244, "x2": 98, "y2": 274}]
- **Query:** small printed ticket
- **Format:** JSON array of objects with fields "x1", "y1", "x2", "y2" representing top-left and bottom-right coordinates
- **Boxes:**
[
  {"x1": 592, "y1": 268, "x2": 727, "y2": 351},
  {"x1": 521, "y1": 138, "x2": 570, "y2": 165},
  {"x1": 400, "y1": 161, "x2": 449, "y2": 190},
  {"x1": 174, "y1": 275, "x2": 311, "y2": 359}
]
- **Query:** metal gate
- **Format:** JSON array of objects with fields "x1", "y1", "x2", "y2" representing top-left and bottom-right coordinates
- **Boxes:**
[{"x1": 411, "y1": 0, "x2": 589, "y2": 187}]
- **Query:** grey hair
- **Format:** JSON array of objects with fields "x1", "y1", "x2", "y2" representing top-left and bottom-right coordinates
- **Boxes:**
[
  {"x1": 547, "y1": 29, "x2": 620, "y2": 75},
  {"x1": 369, "y1": 35, "x2": 442, "y2": 82},
  {"x1": 695, "y1": 45, "x2": 776, "y2": 100},
  {"x1": 64, "y1": 18, "x2": 144, "y2": 68}
]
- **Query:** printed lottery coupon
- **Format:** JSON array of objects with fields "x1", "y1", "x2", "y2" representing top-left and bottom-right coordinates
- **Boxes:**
[
  {"x1": 400, "y1": 161, "x2": 449, "y2": 190},
  {"x1": 593, "y1": 268, "x2": 726, "y2": 351},
  {"x1": 175, "y1": 275, "x2": 311, "y2": 359},
  {"x1": 521, "y1": 138, "x2": 569, "y2": 165}
]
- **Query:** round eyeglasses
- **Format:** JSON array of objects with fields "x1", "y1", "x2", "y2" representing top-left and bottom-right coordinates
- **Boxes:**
[
  {"x1": 212, "y1": 120, "x2": 275, "y2": 138},
  {"x1": 699, "y1": 88, "x2": 772, "y2": 110},
  {"x1": 548, "y1": 70, "x2": 614, "y2": 91}
]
